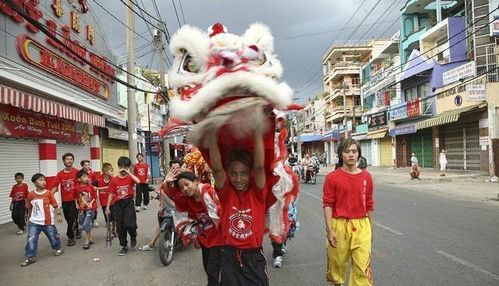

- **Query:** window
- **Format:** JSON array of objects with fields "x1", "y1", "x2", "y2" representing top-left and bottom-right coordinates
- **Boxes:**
[{"x1": 352, "y1": 77, "x2": 360, "y2": 85}]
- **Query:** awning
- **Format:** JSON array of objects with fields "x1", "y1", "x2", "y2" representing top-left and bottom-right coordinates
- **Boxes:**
[
  {"x1": 351, "y1": 133, "x2": 367, "y2": 141},
  {"x1": 300, "y1": 134, "x2": 323, "y2": 143},
  {"x1": 415, "y1": 103, "x2": 487, "y2": 130},
  {"x1": 367, "y1": 128, "x2": 388, "y2": 139},
  {"x1": 0, "y1": 84, "x2": 105, "y2": 127}
]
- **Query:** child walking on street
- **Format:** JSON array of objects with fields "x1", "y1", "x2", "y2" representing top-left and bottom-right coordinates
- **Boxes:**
[
  {"x1": 75, "y1": 170, "x2": 98, "y2": 249},
  {"x1": 10, "y1": 172, "x2": 29, "y2": 235},
  {"x1": 96, "y1": 163, "x2": 116, "y2": 237},
  {"x1": 21, "y1": 173, "x2": 63, "y2": 267},
  {"x1": 106, "y1": 157, "x2": 141, "y2": 256}
]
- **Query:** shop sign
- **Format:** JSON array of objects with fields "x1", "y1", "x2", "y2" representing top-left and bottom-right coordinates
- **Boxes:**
[
  {"x1": 388, "y1": 125, "x2": 416, "y2": 137},
  {"x1": 407, "y1": 98, "x2": 421, "y2": 117},
  {"x1": 479, "y1": 136, "x2": 489, "y2": 146},
  {"x1": 442, "y1": 61, "x2": 476, "y2": 85},
  {"x1": 389, "y1": 102, "x2": 407, "y2": 120},
  {"x1": 0, "y1": 104, "x2": 87, "y2": 144},
  {"x1": 489, "y1": 1, "x2": 499, "y2": 36},
  {"x1": 107, "y1": 127, "x2": 128, "y2": 141},
  {"x1": 367, "y1": 111, "x2": 387, "y2": 128},
  {"x1": 466, "y1": 84, "x2": 486, "y2": 101},
  {"x1": 435, "y1": 137, "x2": 439, "y2": 148},
  {"x1": 479, "y1": 118, "x2": 489, "y2": 129},
  {"x1": 454, "y1": 95, "x2": 463, "y2": 106}
]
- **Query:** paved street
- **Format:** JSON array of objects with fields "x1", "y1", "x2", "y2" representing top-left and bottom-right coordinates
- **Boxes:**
[{"x1": 1, "y1": 171, "x2": 498, "y2": 286}]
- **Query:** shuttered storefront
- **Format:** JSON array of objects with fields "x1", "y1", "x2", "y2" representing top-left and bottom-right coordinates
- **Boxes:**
[
  {"x1": 444, "y1": 123, "x2": 480, "y2": 170},
  {"x1": 379, "y1": 137, "x2": 392, "y2": 167},
  {"x1": 56, "y1": 143, "x2": 91, "y2": 170},
  {"x1": 360, "y1": 140, "x2": 372, "y2": 166},
  {"x1": 0, "y1": 137, "x2": 39, "y2": 224},
  {"x1": 410, "y1": 129, "x2": 433, "y2": 168},
  {"x1": 101, "y1": 138, "x2": 129, "y2": 168}
]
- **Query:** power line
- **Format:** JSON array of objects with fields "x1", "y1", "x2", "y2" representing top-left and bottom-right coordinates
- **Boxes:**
[
  {"x1": 342, "y1": 0, "x2": 383, "y2": 44},
  {"x1": 2, "y1": 0, "x2": 159, "y2": 93},
  {"x1": 171, "y1": 0, "x2": 182, "y2": 28},
  {"x1": 152, "y1": 0, "x2": 171, "y2": 42},
  {"x1": 118, "y1": 0, "x2": 165, "y2": 32},
  {"x1": 178, "y1": 0, "x2": 187, "y2": 24},
  {"x1": 126, "y1": 0, "x2": 163, "y2": 24},
  {"x1": 352, "y1": 0, "x2": 401, "y2": 46}
]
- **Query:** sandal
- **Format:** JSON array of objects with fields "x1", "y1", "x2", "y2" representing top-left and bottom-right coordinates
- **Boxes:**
[
  {"x1": 20, "y1": 257, "x2": 36, "y2": 267},
  {"x1": 83, "y1": 243, "x2": 90, "y2": 250},
  {"x1": 54, "y1": 248, "x2": 64, "y2": 256},
  {"x1": 138, "y1": 245, "x2": 155, "y2": 251},
  {"x1": 89, "y1": 240, "x2": 95, "y2": 245}
]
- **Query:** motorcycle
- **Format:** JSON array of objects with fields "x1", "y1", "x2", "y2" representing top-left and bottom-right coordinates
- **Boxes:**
[
  {"x1": 288, "y1": 162, "x2": 302, "y2": 178},
  {"x1": 301, "y1": 163, "x2": 317, "y2": 184},
  {"x1": 158, "y1": 207, "x2": 177, "y2": 266}
]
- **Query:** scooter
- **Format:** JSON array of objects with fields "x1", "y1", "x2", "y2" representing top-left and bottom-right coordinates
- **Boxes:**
[
  {"x1": 158, "y1": 207, "x2": 177, "y2": 266},
  {"x1": 301, "y1": 164, "x2": 317, "y2": 184}
]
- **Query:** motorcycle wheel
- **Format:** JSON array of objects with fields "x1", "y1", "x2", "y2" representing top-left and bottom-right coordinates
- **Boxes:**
[
  {"x1": 159, "y1": 229, "x2": 175, "y2": 266},
  {"x1": 311, "y1": 173, "x2": 316, "y2": 184}
]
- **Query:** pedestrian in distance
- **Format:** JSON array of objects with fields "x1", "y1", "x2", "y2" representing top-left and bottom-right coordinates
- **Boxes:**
[
  {"x1": 208, "y1": 127, "x2": 271, "y2": 286},
  {"x1": 439, "y1": 149, "x2": 448, "y2": 176},
  {"x1": 81, "y1": 159, "x2": 100, "y2": 227},
  {"x1": 9, "y1": 172, "x2": 29, "y2": 235},
  {"x1": 51, "y1": 153, "x2": 81, "y2": 246},
  {"x1": 105, "y1": 156, "x2": 141, "y2": 256},
  {"x1": 323, "y1": 138, "x2": 374, "y2": 286},
  {"x1": 75, "y1": 170, "x2": 98, "y2": 250},
  {"x1": 138, "y1": 160, "x2": 181, "y2": 252},
  {"x1": 410, "y1": 152, "x2": 418, "y2": 167},
  {"x1": 134, "y1": 153, "x2": 151, "y2": 212},
  {"x1": 96, "y1": 163, "x2": 116, "y2": 237},
  {"x1": 21, "y1": 173, "x2": 63, "y2": 267}
]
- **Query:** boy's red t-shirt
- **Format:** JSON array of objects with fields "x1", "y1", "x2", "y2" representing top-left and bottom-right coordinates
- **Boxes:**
[
  {"x1": 174, "y1": 184, "x2": 223, "y2": 248},
  {"x1": 217, "y1": 181, "x2": 268, "y2": 249},
  {"x1": 133, "y1": 162, "x2": 149, "y2": 183},
  {"x1": 10, "y1": 183, "x2": 29, "y2": 201},
  {"x1": 75, "y1": 184, "x2": 98, "y2": 210},
  {"x1": 108, "y1": 175, "x2": 135, "y2": 201},
  {"x1": 52, "y1": 168, "x2": 79, "y2": 202},
  {"x1": 95, "y1": 174, "x2": 114, "y2": 206},
  {"x1": 322, "y1": 168, "x2": 374, "y2": 219}
]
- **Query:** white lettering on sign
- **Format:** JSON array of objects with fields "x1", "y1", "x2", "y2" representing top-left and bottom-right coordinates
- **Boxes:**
[
  {"x1": 479, "y1": 136, "x2": 489, "y2": 146},
  {"x1": 443, "y1": 61, "x2": 476, "y2": 86},
  {"x1": 466, "y1": 84, "x2": 486, "y2": 101}
]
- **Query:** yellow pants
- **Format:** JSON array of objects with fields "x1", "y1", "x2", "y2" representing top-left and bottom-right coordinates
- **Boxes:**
[{"x1": 326, "y1": 217, "x2": 373, "y2": 286}]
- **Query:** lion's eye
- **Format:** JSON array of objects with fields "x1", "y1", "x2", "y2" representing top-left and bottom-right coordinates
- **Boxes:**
[
  {"x1": 257, "y1": 52, "x2": 267, "y2": 66},
  {"x1": 181, "y1": 54, "x2": 200, "y2": 73}
]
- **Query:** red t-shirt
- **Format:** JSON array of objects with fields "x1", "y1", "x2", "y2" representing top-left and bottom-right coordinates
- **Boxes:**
[
  {"x1": 133, "y1": 162, "x2": 149, "y2": 183},
  {"x1": 174, "y1": 184, "x2": 223, "y2": 248},
  {"x1": 108, "y1": 175, "x2": 135, "y2": 201},
  {"x1": 218, "y1": 181, "x2": 268, "y2": 249},
  {"x1": 322, "y1": 168, "x2": 374, "y2": 219},
  {"x1": 10, "y1": 183, "x2": 29, "y2": 201},
  {"x1": 52, "y1": 168, "x2": 79, "y2": 202},
  {"x1": 75, "y1": 184, "x2": 98, "y2": 210},
  {"x1": 26, "y1": 189, "x2": 58, "y2": 225},
  {"x1": 95, "y1": 174, "x2": 114, "y2": 206}
]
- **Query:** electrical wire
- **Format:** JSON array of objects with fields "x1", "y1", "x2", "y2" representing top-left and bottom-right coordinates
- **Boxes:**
[
  {"x1": 178, "y1": 0, "x2": 186, "y2": 25},
  {"x1": 171, "y1": 0, "x2": 182, "y2": 28},
  {"x1": 352, "y1": 0, "x2": 401, "y2": 45},
  {"x1": 118, "y1": 0, "x2": 165, "y2": 32}
]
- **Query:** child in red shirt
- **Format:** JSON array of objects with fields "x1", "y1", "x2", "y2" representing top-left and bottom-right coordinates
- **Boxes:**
[
  {"x1": 322, "y1": 138, "x2": 374, "y2": 286},
  {"x1": 81, "y1": 159, "x2": 100, "y2": 227},
  {"x1": 75, "y1": 170, "x2": 98, "y2": 250},
  {"x1": 96, "y1": 163, "x2": 115, "y2": 236},
  {"x1": 133, "y1": 153, "x2": 150, "y2": 211},
  {"x1": 105, "y1": 156, "x2": 141, "y2": 256},
  {"x1": 51, "y1": 152, "x2": 80, "y2": 246},
  {"x1": 165, "y1": 169, "x2": 223, "y2": 285},
  {"x1": 9, "y1": 172, "x2": 29, "y2": 234},
  {"x1": 208, "y1": 128, "x2": 270, "y2": 286},
  {"x1": 21, "y1": 173, "x2": 63, "y2": 267}
]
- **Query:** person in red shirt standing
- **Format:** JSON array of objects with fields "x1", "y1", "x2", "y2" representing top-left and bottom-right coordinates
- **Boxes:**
[
  {"x1": 208, "y1": 128, "x2": 270, "y2": 286},
  {"x1": 105, "y1": 156, "x2": 141, "y2": 256},
  {"x1": 164, "y1": 169, "x2": 223, "y2": 286},
  {"x1": 81, "y1": 159, "x2": 100, "y2": 227},
  {"x1": 51, "y1": 153, "x2": 80, "y2": 246},
  {"x1": 133, "y1": 153, "x2": 150, "y2": 212},
  {"x1": 96, "y1": 163, "x2": 116, "y2": 236},
  {"x1": 75, "y1": 170, "x2": 98, "y2": 250},
  {"x1": 322, "y1": 138, "x2": 374, "y2": 286},
  {"x1": 9, "y1": 172, "x2": 29, "y2": 235}
]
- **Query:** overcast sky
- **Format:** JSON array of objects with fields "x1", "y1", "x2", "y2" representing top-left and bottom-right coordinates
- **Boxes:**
[{"x1": 89, "y1": 0, "x2": 403, "y2": 104}]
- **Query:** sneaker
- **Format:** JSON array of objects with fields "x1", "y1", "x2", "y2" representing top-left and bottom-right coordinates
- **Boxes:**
[
  {"x1": 83, "y1": 243, "x2": 90, "y2": 250},
  {"x1": 138, "y1": 245, "x2": 155, "y2": 251},
  {"x1": 16, "y1": 229, "x2": 24, "y2": 235},
  {"x1": 131, "y1": 236, "x2": 137, "y2": 248},
  {"x1": 142, "y1": 205, "x2": 147, "y2": 210},
  {"x1": 93, "y1": 220, "x2": 100, "y2": 227},
  {"x1": 135, "y1": 206, "x2": 141, "y2": 212},
  {"x1": 20, "y1": 257, "x2": 37, "y2": 267},
  {"x1": 54, "y1": 248, "x2": 64, "y2": 256},
  {"x1": 273, "y1": 256, "x2": 283, "y2": 268},
  {"x1": 118, "y1": 246, "x2": 129, "y2": 256},
  {"x1": 281, "y1": 244, "x2": 287, "y2": 254},
  {"x1": 67, "y1": 238, "x2": 76, "y2": 246}
]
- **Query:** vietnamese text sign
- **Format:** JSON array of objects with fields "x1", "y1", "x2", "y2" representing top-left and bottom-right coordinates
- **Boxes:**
[
  {"x1": 407, "y1": 98, "x2": 421, "y2": 117},
  {"x1": 389, "y1": 102, "x2": 407, "y2": 120},
  {"x1": 443, "y1": 61, "x2": 476, "y2": 86},
  {"x1": 367, "y1": 111, "x2": 388, "y2": 128},
  {"x1": 479, "y1": 136, "x2": 489, "y2": 146},
  {"x1": 466, "y1": 84, "x2": 486, "y2": 101}
]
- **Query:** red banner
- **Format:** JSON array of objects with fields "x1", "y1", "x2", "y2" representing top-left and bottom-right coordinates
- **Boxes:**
[
  {"x1": 0, "y1": 104, "x2": 90, "y2": 144},
  {"x1": 407, "y1": 98, "x2": 421, "y2": 117}
]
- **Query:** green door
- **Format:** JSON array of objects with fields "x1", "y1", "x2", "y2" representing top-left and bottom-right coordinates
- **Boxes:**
[{"x1": 410, "y1": 129, "x2": 433, "y2": 168}]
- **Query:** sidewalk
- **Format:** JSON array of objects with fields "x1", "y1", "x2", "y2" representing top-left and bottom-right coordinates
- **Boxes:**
[{"x1": 319, "y1": 165, "x2": 499, "y2": 202}]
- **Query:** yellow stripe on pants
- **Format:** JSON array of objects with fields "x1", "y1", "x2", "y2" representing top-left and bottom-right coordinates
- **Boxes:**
[{"x1": 326, "y1": 217, "x2": 373, "y2": 286}]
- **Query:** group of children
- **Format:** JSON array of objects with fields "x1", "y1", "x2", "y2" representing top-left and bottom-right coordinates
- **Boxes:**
[{"x1": 9, "y1": 152, "x2": 150, "y2": 266}]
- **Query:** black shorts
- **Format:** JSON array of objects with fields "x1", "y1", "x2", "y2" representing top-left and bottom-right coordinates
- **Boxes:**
[{"x1": 220, "y1": 246, "x2": 268, "y2": 286}]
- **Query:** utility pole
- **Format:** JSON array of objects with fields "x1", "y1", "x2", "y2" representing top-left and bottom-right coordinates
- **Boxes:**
[
  {"x1": 296, "y1": 112, "x2": 302, "y2": 160},
  {"x1": 290, "y1": 115, "x2": 295, "y2": 154},
  {"x1": 343, "y1": 81, "x2": 348, "y2": 138},
  {"x1": 155, "y1": 22, "x2": 171, "y2": 168},
  {"x1": 126, "y1": 0, "x2": 138, "y2": 158}
]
